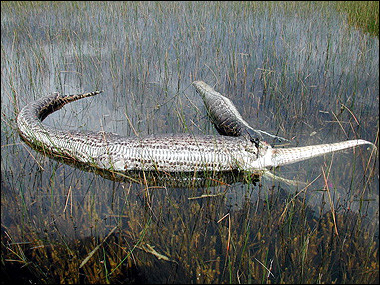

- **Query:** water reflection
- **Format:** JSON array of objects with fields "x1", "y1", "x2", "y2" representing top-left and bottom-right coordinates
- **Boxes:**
[{"x1": 1, "y1": 1, "x2": 378, "y2": 283}]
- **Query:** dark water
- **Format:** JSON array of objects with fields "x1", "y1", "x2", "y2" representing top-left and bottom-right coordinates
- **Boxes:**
[{"x1": 1, "y1": 2, "x2": 378, "y2": 283}]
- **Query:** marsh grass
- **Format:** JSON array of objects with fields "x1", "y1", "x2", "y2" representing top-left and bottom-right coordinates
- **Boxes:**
[
  {"x1": 5, "y1": 185, "x2": 377, "y2": 284},
  {"x1": 1, "y1": 1, "x2": 379, "y2": 283},
  {"x1": 334, "y1": 1, "x2": 379, "y2": 37}
]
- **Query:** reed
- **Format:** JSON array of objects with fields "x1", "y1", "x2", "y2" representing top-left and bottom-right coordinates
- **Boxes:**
[
  {"x1": 334, "y1": 1, "x2": 379, "y2": 36},
  {"x1": 1, "y1": 1, "x2": 378, "y2": 283}
]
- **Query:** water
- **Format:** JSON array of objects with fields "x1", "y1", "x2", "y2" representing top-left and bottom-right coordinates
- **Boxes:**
[{"x1": 1, "y1": 2, "x2": 378, "y2": 283}]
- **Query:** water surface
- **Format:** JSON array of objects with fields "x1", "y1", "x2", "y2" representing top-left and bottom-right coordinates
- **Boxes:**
[{"x1": 1, "y1": 2, "x2": 378, "y2": 283}]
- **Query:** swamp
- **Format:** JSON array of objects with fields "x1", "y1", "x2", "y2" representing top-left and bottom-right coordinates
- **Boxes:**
[{"x1": 1, "y1": 1, "x2": 379, "y2": 283}]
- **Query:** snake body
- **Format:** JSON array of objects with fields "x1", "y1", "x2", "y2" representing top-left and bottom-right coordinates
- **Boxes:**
[
  {"x1": 192, "y1": 81, "x2": 287, "y2": 142},
  {"x1": 17, "y1": 85, "x2": 374, "y2": 173}
]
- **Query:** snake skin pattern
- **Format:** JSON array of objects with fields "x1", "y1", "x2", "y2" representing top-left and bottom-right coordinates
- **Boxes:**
[
  {"x1": 17, "y1": 87, "x2": 374, "y2": 173},
  {"x1": 193, "y1": 81, "x2": 288, "y2": 142}
]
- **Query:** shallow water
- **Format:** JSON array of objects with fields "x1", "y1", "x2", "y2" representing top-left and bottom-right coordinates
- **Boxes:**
[{"x1": 1, "y1": 2, "x2": 379, "y2": 283}]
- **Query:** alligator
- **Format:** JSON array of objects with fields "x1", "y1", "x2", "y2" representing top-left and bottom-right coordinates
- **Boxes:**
[{"x1": 16, "y1": 83, "x2": 375, "y2": 174}]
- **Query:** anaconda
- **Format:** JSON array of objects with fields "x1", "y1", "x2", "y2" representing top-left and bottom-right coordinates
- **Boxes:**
[{"x1": 17, "y1": 87, "x2": 374, "y2": 173}]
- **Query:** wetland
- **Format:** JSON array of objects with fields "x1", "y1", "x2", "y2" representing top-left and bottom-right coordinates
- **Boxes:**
[{"x1": 1, "y1": 1, "x2": 379, "y2": 283}]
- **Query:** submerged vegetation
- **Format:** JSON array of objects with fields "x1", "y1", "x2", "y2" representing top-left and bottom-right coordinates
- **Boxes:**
[
  {"x1": 1, "y1": 1, "x2": 379, "y2": 284},
  {"x1": 2, "y1": 189, "x2": 378, "y2": 283}
]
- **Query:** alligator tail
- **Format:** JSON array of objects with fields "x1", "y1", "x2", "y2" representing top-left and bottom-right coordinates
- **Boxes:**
[{"x1": 270, "y1": 139, "x2": 375, "y2": 167}]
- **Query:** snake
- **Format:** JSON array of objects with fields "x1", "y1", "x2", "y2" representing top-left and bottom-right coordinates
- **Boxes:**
[
  {"x1": 192, "y1": 80, "x2": 288, "y2": 143},
  {"x1": 16, "y1": 82, "x2": 374, "y2": 173}
]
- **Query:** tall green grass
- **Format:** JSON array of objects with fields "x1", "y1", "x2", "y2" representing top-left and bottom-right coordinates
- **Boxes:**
[{"x1": 334, "y1": 1, "x2": 379, "y2": 37}]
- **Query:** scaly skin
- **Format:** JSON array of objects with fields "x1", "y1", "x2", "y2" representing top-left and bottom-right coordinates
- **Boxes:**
[{"x1": 17, "y1": 90, "x2": 374, "y2": 173}]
